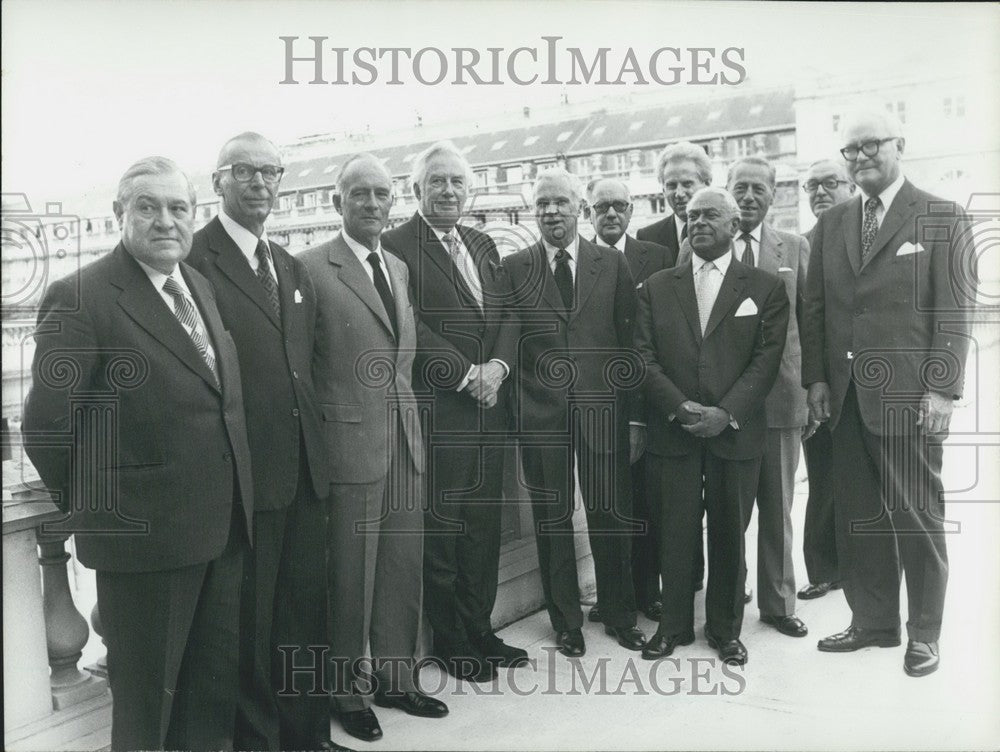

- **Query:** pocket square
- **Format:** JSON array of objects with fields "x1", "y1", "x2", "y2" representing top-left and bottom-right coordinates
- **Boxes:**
[
  {"x1": 734, "y1": 298, "x2": 758, "y2": 317},
  {"x1": 896, "y1": 242, "x2": 925, "y2": 256},
  {"x1": 294, "y1": 289, "x2": 303, "y2": 304},
  {"x1": 778, "y1": 266, "x2": 793, "y2": 272}
]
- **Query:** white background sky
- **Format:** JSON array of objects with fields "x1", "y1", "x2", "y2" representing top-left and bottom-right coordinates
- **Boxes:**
[{"x1": 2, "y1": 0, "x2": 998, "y2": 210}]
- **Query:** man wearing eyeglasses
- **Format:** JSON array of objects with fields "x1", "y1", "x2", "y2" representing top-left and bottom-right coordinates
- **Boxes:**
[
  {"x1": 585, "y1": 177, "x2": 671, "y2": 626},
  {"x1": 188, "y1": 133, "x2": 341, "y2": 750},
  {"x1": 802, "y1": 109, "x2": 975, "y2": 677},
  {"x1": 796, "y1": 160, "x2": 854, "y2": 603}
]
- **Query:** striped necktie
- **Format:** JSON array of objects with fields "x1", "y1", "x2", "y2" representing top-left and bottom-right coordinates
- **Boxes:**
[{"x1": 162, "y1": 275, "x2": 218, "y2": 382}]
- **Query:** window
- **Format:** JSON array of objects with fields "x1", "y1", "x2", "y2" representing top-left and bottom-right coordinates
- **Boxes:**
[
  {"x1": 298, "y1": 167, "x2": 312, "y2": 177},
  {"x1": 506, "y1": 165, "x2": 523, "y2": 184},
  {"x1": 556, "y1": 130, "x2": 573, "y2": 142},
  {"x1": 402, "y1": 153, "x2": 417, "y2": 164},
  {"x1": 614, "y1": 153, "x2": 629, "y2": 173},
  {"x1": 491, "y1": 140, "x2": 507, "y2": 151},
  {"x1": 667, "y1": 115, "x2": 681, "y2": 126},
  {"x1": 832, "y1": 114, "x2": 840, "y2": 133},
  {"x1": 590, "y1": 125, "x2": 606, "y2": 138},
  {"x1": 629, "y1": 121, "x2": 644, "y2": 132},
  {"x1": 523, "y1": 135, "x2": 539, "y2": 146},
  {"x1": 462, "y1": 144, "x2": 477, "y2": 154},
  {"x1": 886, "y1": 100, "x2": 906, "y2": 124},
  {"x1": 475, "y1": 170, "x2": 488, "y2": 187},
  {"x1": 749, "y1": 104, "x2": 763, "y2": 116},
  {"x1": 706, "y1": 110, "x2": 721, "y2": 121},
  {"x1": 944, "y1": 96, "x2": 966, "y2": 118},
  {"x1": 323, "y1": 164, "x2": 338, "y2": 173}
]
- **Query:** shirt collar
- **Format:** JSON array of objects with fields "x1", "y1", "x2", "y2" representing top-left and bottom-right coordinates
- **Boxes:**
[
  {"x1": 543, "y1": 234, "x2": 579, "y2": 265},
  {"x1": 675, "y1": 214, "x2": 686, "y2": 245},
  {"x1": 595, "y1": 233, "x2": 628, "y2": 253},
  {"x1": 859, "y1": 172, "x2": 905, "y2": 211},
  {"x1": 739, "y1": 223, "x2": 762, "y2": 244},
  {"x1": 418, "y1": 210, "x2": 461, "y2": 246},
  {"x1": 133, "y1": 258, "x2": 185, "y2": 293},
  {"x1": 692, "y1": 246, "x2": 733, "y2": 276},
  {"x1": 341, "y1": 229, "x2": 384, "y2": 266},
  {"x1": 218, "y1": 209, "x2": 269, "y2": 263}
]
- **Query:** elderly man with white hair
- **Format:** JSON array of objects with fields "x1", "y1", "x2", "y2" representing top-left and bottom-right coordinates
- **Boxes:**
[
  {"x1": 802, "y1": 108, "x2": 976, "y2": 677},
  {"x1": 503, "y1": 167, "x2": 645, "y2": 658}
]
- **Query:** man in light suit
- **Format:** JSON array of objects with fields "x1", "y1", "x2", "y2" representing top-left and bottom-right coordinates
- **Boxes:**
[
  {"x1": 635, "y1": 187, "x2": 788, "y2": 665},
  {"x1": 797, "y1": 159, "x2": 855, "y2": 601},
  {"x1": 300, "y1": 154, "x2": 448, "y2": 743},
  {"x1": 636, "y1": 141, "x2": 713, "y2": 270},
  {"x1": 381, "y1": 141, "x2": 527, "y2": 682},
  {"x1": 585, "y1": 177, "x2": 671, "y2": 624},
  {"x1": 23, "y1": 158, "x2": 254, "y2": 751},
  {"x1": 187, "y1": 133, "x2": 339, "y2": 751},
  {"x1": 504, "y1": 168, "x2": 646, "y2": 658},
  {"x1": 727, "y1": 156, "x2": 811, "y2": 638},
  {"x1": 802, "y1": 109, "x2": 975, "y2": 676}
]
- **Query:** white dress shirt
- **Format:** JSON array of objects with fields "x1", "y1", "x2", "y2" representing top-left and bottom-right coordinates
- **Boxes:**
[
  {"x1": 594, "y1": 233, "x2": 629, "y2": 253},
  {"x1": 735, "y1": 223, "x2": 762, "y2": 267},
  {"x1": 218, "y1": 209, "x2": 276, "y2": 283},
  {"x1": 674, "y1": 214, "x2": 687, "y2": 248},
  {"x1": 543, "y1": 234, "x2": 580, "y2": 282},
  {"x1": 341, "y1": 229, "x2": 393, "y2": 294},
  {"x1": 135, "y1": 259, "x2": 217, "y2": 364}
]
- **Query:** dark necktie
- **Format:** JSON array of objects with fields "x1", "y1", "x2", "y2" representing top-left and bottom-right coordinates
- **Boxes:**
[
  {"x1": 366, "y1": 251, "x2": 398, "y2": 338},
  {"x1": 162, "y1": 275, "x2": 218, "y2": 383},
  {"x1": 254, "y1": 240, "x2": 281, "y2": 318},
  {"x1": 553, "y1": 248, "x2": 574, "y2": 309},
  {"x1": 861, "y1": 196, "x2": 881, "y2": 262},
  {"x1": 740, "y1": 233, "x2": 755, "y2": 267}
]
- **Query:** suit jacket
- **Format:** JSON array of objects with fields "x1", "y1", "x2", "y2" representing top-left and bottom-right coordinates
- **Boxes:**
[
  {"x1": 300, "y1": 234, "x2": 424, "y2": 484},
  {"x1": 187, "y1": 217, "x2": 328, "y2": 508},
  {"x1": 635, "y1": 258, "x2": 789, "y2": 461},
  {"x1": 23, "y1": 244, "x2": 254, "y2": 572},
  {"x1": 679, "y1": 225, "x2": 810, "y2": 428},
  {"x1": 381, "y1": 213, "x2": 518, "y2": 432},
  {"x1": 622, "y1": 235, "x2": 673, "y2": 286},
  {"x1": 801, "y1": 179, "x2": 974, "y2": 434},
  {"x1": 503, "y1": 237, "x2": 637, "y2": 451},
  {"x1": 635, "y1": 215, "x2": 682, "y2": 268}
]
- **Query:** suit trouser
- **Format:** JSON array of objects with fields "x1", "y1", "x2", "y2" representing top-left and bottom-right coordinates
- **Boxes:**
[
  {"x1": 831, "y1": 384, "x2": 949, "y2": 642},
  {"x1": 520, "y1": 429, "x2": 637, "y2": 633},
  {"x1": 649, "y1": 447, "x2": 757, "y2": 640},
  {"x1": 97, "y1": 504, "x2": 246, "y2": 752},
  {"x1": 629, "y1": 455, "x2": 661, "y2": 608},
  {"x1": 802, "y1": 423, "x2": 840, "y2": 584},
  {"x1": 327, "y1": 441, "x2": 424, "y2": 712},
  {"x1": 424, "y1": 440, "x2": 505, "y2": 650},
  {"x1": 743, "y1": 427, "x2": 800, "y2": 617}
]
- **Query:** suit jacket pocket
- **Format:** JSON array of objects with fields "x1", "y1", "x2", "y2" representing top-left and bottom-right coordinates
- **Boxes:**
[{"x1": 321, "y1": 403, "x2": 364, "y2": 423}]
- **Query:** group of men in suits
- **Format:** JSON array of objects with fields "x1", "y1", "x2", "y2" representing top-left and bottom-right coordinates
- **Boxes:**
[{"x1": 20, "y1": 104, "x2": 972, "y2": 751}]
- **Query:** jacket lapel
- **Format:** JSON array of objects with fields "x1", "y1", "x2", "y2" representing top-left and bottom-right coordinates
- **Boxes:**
[
  {"x1": 271, "y1": 243, "x2": 298, "y2": 339},
  {"x1": 758, "y1": 225, "x2": 783, "y2": 274},
  {"x1": 110, "y1": 246, "x2": 219, "y2": 391},
  {"x1": 623, "y1": 236, "x2": 647, "y2": 281},
  {"x1": 573, "y1": 237, "x2": 602, "y2": 316},
  {"x1": 329, "y1": 234, "x2": 396, "y2": 339},
  {"x1": 528, "y1": 242, "x2": 569, "y2": 319},
  {"x1": 862, "y1": 179, "x2": 916, "y2": 268},
  {"x1": 842, "y1": 195, "x2": 863, "y2": 275},
  {"x1": 206, "y1": 218, "x2": 281, "y2": 331},
  {"x1": 384, "y1": 252, "x2": 411, "y2": 349},
  {"x1": 703, "y1": 262, "x2": 749, "y2": 340},
  {"x1": 184, "y1": 266, "x2": 227, "y2": 392},
  {"x1": 671, "y1": 263, "x2": 702, "y2": 344}
]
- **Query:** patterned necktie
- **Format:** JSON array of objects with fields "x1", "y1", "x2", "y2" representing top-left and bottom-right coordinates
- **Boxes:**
[
  {"x1": 254, "y1": 240, "x2": 281, "y2": 318},
  {"x1": 553, "y1": 248, "x2": 574, "y2": 309},
  {"x1": 162, "y1": 275, "x2": 218, "y2": 382},
  {"x1": 443, "y1": 231, "x2": 483, "y2": 309},
  {"x1": 694, "y1": 261, "x2": 718, "y2": 335},
  {"x1": 366, "y1": 252, "x2": 398, "y2": 339},
  {"x1": 861, "y1": 196, "x2": 882, "y2": 262},
  {"x1": 740, "y1": 233, "x2": 755, "y2": 267}
]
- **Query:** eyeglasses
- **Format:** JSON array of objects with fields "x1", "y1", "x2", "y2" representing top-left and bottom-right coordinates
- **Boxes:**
[
  {"x1": 592, "y1": 200, "x2": 631, "y2": 214},
  {"x1": 218, "y1": 163, "x2": 285, "y2": 183},
  {"x1": 803, "y1": 179, "x2": 850, "y2": 194},
  {"x1": 839, "y1": 137, "x2": 898, "y2": 162}
]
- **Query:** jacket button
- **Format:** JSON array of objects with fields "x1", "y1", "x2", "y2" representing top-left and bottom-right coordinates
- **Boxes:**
[
  {"x1": 223, "y1": 452, "x2": 232, "y2": 462},
  {"x1": 291, "y1": 408, "x2": 300, "y2": 417}
]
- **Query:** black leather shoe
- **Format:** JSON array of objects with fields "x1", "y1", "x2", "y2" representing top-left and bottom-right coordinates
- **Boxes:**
[
  {"x1": 705, "y1": 628, "x2": 748, "y2": 665},
  {"x1": 640, "y1": 600, "x2": 663, "y2": 621},
  {"x1": 641, "y1": 630, "x2": 695, "y2": 660},
  {"x1": 373, "y1": 690, "x2": 449, "y2": 718},
  {"x1": 604, "y1": 625, "x2": 647, "y2": 650},
  {"x1": 588, "y1": 604, "x2": 602, "y2": 623},
  {"x1": 339, "y1": 708, "x2": 382, "y2": 742},
  {"x1": 903, "y1": 640, "x2": 939, "y2": 677},
  {"x1": 473, "y1": 631, "x2": 529, "y2": 668},
  {"x1": 556, "y1": 628, "x2": 586, "y2": 657},
  {"x1": 817, "y1": 625, "x2": 901, "y2": 652},
  {"x1": 797, "y1": 581, "x2": 841, "y2": 600},
  {"x1": 743, "y1": 589, "x2": 753, "y2": 604},
  {"x1": 440, "y1": 651, "x2": 496, "y2": 682},
  {"x1": 761, "y1": 614, "x2": 808, "y2": 637}
]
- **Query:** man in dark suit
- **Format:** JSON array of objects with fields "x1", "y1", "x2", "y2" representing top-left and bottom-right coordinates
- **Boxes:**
[
  {"x1": 187, "y1": 133, "x2": 340, "y2": 751},
  {"x1": 504, "y1": 168, "x2": 646, "y2": 658},
  {"x1": 23, "y1": 158, "x2": 254, "y2": 751},
  {"x1": 635, "y1": 141, "x2": 713, "y2": 268},
  {"x1": 635, "y1": 187, "x2": 788, "y2": 665},
  {"x1": 802, "y1": 110, "x2": 975, "y2": 677},
  {"x1": 381, "y1": 141, "x2": 526, "y2": 682},
  {"x1": 300, "y1": 154, "x2": 448, "y2": 743},
  {"x1": 585, "y1": 177, "x2": 671, "y2": 624},
  {"x1": 797, "y1": 159, "x2": 855, "y2": 601},
  {"x1": 726, "y1": 156, "x2": 811, "y2": 638}
]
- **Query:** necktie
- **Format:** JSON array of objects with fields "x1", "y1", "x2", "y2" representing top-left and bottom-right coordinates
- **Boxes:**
[
  {"x1": 553, "y1": 248, "x2": 574, "y2": 309},
  {"x1": 443, "y1": 231, "x2": 483, "y2": 309},
  {"x1": 162, "y1": 276, "x2": 218, "y2": 382},
  {"x1": 861, "y1": 196, "x2": 881, "y2": 262},
  {"x1": 740, "y1": 233, "x2": 755, "y2": 267},
  {"x1": 254, "y1": 240, "x2": 281, "y2": 319},
  {"x1": 694, "y1": 261, "x2": 717, "y2": 335},
  {"x1": 366, "y1": 252, "x2": 398, "y2": 338}
]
